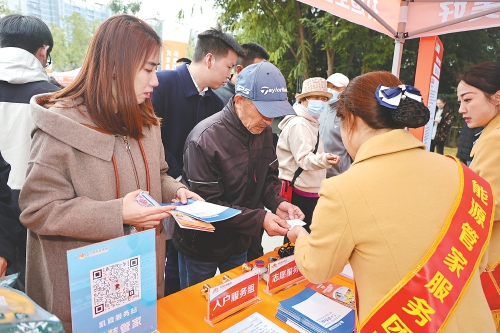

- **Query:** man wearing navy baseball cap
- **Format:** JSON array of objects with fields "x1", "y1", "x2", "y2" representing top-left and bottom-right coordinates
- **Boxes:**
[{"x1": 173, "y1": 61, "x2": 304, "y2": 289}]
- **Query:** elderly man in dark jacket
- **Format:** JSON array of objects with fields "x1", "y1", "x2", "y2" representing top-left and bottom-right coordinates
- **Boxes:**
[
  {"x1": 0, "y1": 152, "x2": 24, "y2": 282},
  {"x1": 173, "y1": 61, "x2": 304, "y2": 288}
]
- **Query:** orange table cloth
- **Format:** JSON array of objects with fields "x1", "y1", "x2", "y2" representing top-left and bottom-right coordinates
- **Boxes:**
[{"x1": 157, "y1": 250, "x2": 354, "y2": 332}]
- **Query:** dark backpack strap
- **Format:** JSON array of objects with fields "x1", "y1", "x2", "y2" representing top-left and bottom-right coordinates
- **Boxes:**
[{"x1": 290, "y1": 131, "x2": 320, "y2": 187}]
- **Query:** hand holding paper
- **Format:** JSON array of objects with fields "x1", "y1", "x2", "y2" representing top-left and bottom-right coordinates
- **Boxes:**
[
  {"x1": 287, "y1": 219, "x2": 306, "y2": 230},
  {"x1": 276, "y1": 201, "x2": 305, "y2": 220},
  {"x1": 124, "y1": 190, "x2": 175, "y2": 229},
  {"x1": 286, "y1": 224, "x2": 309, "y2": 243},
  {"x1": 263, "y1": 212, "x2": 289, "y2": 237},
  {"x1": 175, "y1": 187, "x2": 204, "y2": 204}
]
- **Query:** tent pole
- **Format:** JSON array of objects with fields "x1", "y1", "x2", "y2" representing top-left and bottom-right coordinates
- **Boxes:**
[
  {"x1": 392, "y1": 38, "x2": 404, "y2": 77},
  {"x1": 391, "y1": 1, "x2": 409, "y2": 77}
]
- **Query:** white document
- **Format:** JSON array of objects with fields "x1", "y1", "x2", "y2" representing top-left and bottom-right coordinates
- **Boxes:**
[
  {"x1": 341, "y1": 264, "x2": 354, "y2": 280},
  {"x1": 284, "y1": 319, "x2": 309, "y2": 333},
  {"x1": 222, "y1": 312, "x2": 288, "y2": 333},
  {"x1": 287, "y1": 219, "x2": 306, "y2": 230},
  {"x1": 175, "y1": 200, "x2": 227, "y2": 218},
  {"x1": 292, "y1": 293, "x2": 351, "y2": 329}
]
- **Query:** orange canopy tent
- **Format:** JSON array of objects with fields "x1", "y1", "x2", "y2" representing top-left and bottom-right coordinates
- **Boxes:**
[{"x1": 297, "y1": 0, "x2": 500, "y2": 76}]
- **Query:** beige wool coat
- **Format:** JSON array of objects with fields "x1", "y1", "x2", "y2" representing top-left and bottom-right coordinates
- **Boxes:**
[
  {"x1": 19, "y1": 94, "x2": 185, "y2": 332},
  {"x1": 295, "y1": 129, "x2": 495, "y2": 332},
  {"x1": 277, "y1": 104, "x2": 331, "y2": 193},
  {"x1": 470, "y1": 114, "x2": 500, "y2": 333},
  {"x1": 471, "y1": 114, "x2": 500, "y2": 269}
]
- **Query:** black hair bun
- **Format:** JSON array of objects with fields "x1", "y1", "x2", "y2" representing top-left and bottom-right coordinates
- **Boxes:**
[{"x1": 392, "y1": 97, "x2": 430, "y2": 128}]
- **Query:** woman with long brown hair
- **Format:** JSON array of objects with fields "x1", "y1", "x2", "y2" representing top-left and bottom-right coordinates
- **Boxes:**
[{"x1": 19, "y1": 15, "x2": 201, "y2": 331}]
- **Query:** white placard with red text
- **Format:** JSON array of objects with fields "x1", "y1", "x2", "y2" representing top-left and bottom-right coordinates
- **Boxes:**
[
  {"x1": 206, "y1": 271, "x2": 260, "y2": 325},
  {"x1": 266, "y1": 255, "x2": 305, "y2": 294}
]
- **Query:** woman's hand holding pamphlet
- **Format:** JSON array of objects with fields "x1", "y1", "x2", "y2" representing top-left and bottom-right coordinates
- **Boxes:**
[{"x1": 135, "y1": 192, "x2": 241, "y2": 232}]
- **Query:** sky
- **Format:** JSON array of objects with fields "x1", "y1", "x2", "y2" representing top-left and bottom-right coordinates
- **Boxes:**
[{"x1": 104, "y1": 0, "x2": 220, "y2": 42}]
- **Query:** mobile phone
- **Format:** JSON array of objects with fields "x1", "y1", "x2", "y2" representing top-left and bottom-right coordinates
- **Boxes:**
[{"x1": 135, "y1": 191, "x2": 160, "y2": 207}]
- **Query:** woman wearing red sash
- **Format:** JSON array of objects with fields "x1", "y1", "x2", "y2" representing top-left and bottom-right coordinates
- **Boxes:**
[
  {"x1": 288, "y1": 71, "x2": 495, "y2": 332},
  {"x1": 458, "y1": 62, "x2": 500, "y2": 330}
]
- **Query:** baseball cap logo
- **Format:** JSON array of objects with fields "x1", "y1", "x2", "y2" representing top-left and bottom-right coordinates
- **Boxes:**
[
  {"x1": 260, "y1": 86, "x2": 287, "y2": 95},
  {"x1": 236, "y1": 84, "x2": 250, "y2": 95}
]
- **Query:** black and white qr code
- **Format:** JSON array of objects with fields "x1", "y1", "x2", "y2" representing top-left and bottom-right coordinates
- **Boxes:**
[{"x1": 90, "y1": 256, "x2": 141, "y2": 318}]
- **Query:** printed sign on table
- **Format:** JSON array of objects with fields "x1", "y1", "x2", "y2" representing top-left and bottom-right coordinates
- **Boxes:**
[
  {"x1": 67, "y1": 229, "x2": 157, "y2": 333},
  {"x1": 206, "y1": 271, "x2": 260, "y2": 325},
  {"x1": 266, "y1": 255, "x2": 305, "y2": 294}
]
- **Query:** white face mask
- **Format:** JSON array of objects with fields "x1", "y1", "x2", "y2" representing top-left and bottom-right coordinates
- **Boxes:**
[
  {"x1": 306, "y1": 99, "x2": 326, "y2": 117},
  {"x1": 327, "y1": 88, "x2": 340, "y2": 105}
]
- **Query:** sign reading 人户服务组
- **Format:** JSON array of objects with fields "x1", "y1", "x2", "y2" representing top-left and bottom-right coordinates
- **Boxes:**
[{"x1": 207, "y1": 271, "x2": 260, "y2": 324}]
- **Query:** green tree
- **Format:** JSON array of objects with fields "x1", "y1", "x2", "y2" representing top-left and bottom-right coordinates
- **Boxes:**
[
  {"x1": 186, "y1": 35, "x2": 195, "y2": 60},
  {"x1": 50, "y1": 13, "x2": 100, "y2": 72},
  {"x1": 208, "y1": 0, "x2": 500, "y2": 105},
  {"x1": 0, "y1": 0, "x2": 14, "y2": 16},
  {"x1": 213, "y1": 0, "x2": 394, "y2": 96},
  {"x1": 108, "y1": 0, "x2": 141, "y2": 15},
  {"x1": 399, "y1": 27, "x2": 500, "y2": 146}
]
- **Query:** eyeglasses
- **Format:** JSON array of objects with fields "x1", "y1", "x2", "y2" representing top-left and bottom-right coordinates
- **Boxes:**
[
  {"x1": 45, "y1": 54, "x2": 52, "y2": 68},
  {"x1": 41, "y1": 45, "x2": 51, "y2": 68}
]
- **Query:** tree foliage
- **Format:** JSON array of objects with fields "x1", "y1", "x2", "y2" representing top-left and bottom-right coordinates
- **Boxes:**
[
  {"x1": 108, "y1": 0, "x2": 141, "y2": 15},
  {"x1": 213, "y1": 0, "x2": 394, "y2": 95},
  {"x1": 0, "y1": 0, "x2": 15, "y2": 16},
  {"x1": 213, "y1": 0, "x2": 500, "y2": 115},
  {"x1": 50, "y1": 13, "x2": 100, "y2": 72},
  {"x1": 399, "y1": 28, "x2": 500, "y2": 146}
]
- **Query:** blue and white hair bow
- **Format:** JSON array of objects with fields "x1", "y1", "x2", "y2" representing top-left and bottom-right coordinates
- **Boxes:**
[{"x1": 375, "y1": 84, "x2": 423, "y2": 109}]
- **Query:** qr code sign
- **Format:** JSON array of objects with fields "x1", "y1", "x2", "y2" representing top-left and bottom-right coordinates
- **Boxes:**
[{"x1": 90, "y1": 256, "x2": 141, "y2": 318}]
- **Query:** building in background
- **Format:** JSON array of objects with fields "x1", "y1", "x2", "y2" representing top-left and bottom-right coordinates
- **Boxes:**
[{"x1": 7, "y1": 0, "x2": 110, "y2": 28}]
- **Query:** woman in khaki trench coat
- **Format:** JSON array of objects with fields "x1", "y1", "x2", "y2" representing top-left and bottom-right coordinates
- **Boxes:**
[
  {"x1": 288, "y1": 71, "x2": 495, "y2": 332},
  {"x1": 19, "y1": 15, "x2": 201, "y2": 332},
  {"x1": 458, "y1": 62, "x2": 500, "y2": 331}
]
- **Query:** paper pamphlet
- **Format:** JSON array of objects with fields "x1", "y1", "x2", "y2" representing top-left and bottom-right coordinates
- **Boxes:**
[
  {"x1": 340, "y1": 264, "x2": 353, "y2": 280},
  {"x1": 276, "y1": 286, "x2": 355, "y2": 333},
  {"x1": 170, "y1": 211, "x2": 215, "y2": 232},
  {"x1": 287, "y1": 219, "x2": 306, "y2": 230},
  {"x1": 221, "y1": 312, "x2": 287, "y2": 333},
  {"x1": 292, "y1": 293, "x2": 351, "y2": 329},
  {"x1": 165, "y1": 199, "x2": 241, "y2": 223}
]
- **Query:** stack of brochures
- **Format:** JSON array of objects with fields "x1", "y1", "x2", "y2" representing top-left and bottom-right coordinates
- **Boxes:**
[
  {"x1": 275, "y1": 285, "x2": 355, "y2": 333},
  {"x1": 170, "y1": 211, "x2": 215, "y2": 232},
  {"x1": 167, "y1": 199, "x2": 241, "y2": 233}
]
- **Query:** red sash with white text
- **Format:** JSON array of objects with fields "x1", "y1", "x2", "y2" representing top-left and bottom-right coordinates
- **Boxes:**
[{"x1": 358, "y1": 157, "x2": 494, "y2": 333}]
